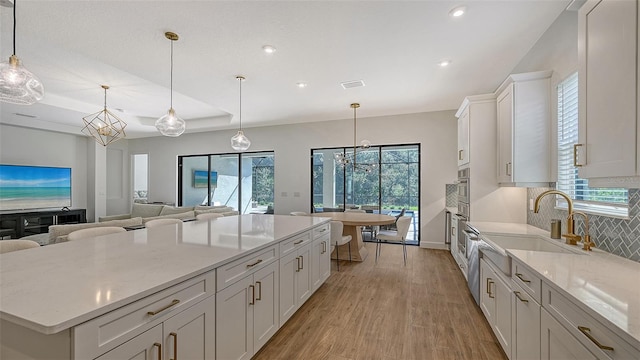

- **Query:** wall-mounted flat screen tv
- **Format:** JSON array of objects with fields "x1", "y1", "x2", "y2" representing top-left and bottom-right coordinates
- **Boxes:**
[{"x1": 0, "y1": 164, "x2": 72, "y2": 211}]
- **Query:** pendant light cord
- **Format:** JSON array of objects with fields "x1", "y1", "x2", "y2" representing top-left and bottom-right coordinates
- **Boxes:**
[
  {"x1": 353, "y1": 105, "x2": 357, "y2": 166},
  {"x1": 103, "y1": 87, "x2": 107, "y2": 109},
  {"x1": 12, "y1": 0, "x2": 17, "y2": 55},
  {"x1": 170, "y1": 39, "x2": 174, "y2": 109},
  {"x1": 239, "y1": 77, "x2": 243, "y2": 131}
]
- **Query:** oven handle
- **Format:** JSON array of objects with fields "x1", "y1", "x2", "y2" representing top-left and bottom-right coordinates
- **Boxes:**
[{"x1": 463, "y1": 230, "x2": 479, "y2": 241}]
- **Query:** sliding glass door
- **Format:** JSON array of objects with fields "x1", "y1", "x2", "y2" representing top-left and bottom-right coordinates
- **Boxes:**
[
  {"x1": 311, "y1": 144, "x2": 420, "y2": 244},
  {"x1": 179, "y1": 152, "x2": 274, "y2": 214}
]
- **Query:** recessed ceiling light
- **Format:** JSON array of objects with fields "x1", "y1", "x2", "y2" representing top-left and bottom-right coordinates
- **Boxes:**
[
  {"x1": 296, "y1": 82, "x2": 308, "y2": 88},
  {"x1": 262, "y1": 45, "x2": 276, "y2": 54},
  {"x1": 438, "y1": 60, "x2": 452, "y2": 67},
  {"x1": 449, "y1": 6, "x2": 466, "y2": 18}
]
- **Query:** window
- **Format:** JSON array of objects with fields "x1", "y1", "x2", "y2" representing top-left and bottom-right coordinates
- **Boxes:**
[
  {"x1": 178, "y1": 152, "x2": 275, "y2": 214},
  {"x1": 132, "y1": 154, "x2": 148, "y2": 203},
  {"x1": 556, "y1": 72, "x2": 628, "y2": 216}
]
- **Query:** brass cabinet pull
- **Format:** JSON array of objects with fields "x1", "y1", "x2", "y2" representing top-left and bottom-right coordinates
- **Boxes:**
[
  {"x1": 574, "y1": 144, "x2": 584, "y2": 167},
  {"x1": 255, "y1": 281, "x2": 262, "y2": 301},
  {"x1": 486, "y1": 277, "x2": 492, "y2": 294},
  {"x1": 578, "y1": 326, "x2": 614, "y2": 351},
  {"x1": 506, "y1": 162, "x2": 512, "y2": 176},
  {"x1": 153, "y1": 342, "x2": 162, "y2": 360},
  {"x1": 300, "y1": 255, "x2": 304, "y2": 270},
  {"x1": 169, "y1": 332, "x2": 178, "y2": 360},
  {"x1": 318, "y1": 227, "x2": 327, "y2": 232},
  {"x1": 514, "y1": 291, "x2": 529, "y2": 303},
  {"x1": 321, "y1": 241, "x2": 327, "y2": 254},
  {"x1": 294, "y1": 239, "x2": 304, "y2": 245},
  {"x1": 249, "y1": 285, "x2": 255, "y2": 305},
  {"x1": 458, "y1": 149, "x2": 463, "y2": 160},
  {"x1": 147, "y1": 299, "x2": 180, "y2": 316},
  {"x1": 488, "y1": 280, "x2": 494, "y2": 298},
  {"x1": 515, "y1": 273, "x2": 531, "y2": 283},
  {"x1": 296, "y1": 256, "x2": 301, "y2": 272},
  {"x1": 246, "y1": 259, "x2": 263, "y2": 268}
]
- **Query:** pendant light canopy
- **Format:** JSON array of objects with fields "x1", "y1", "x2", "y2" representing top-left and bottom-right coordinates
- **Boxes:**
[
  {"x1": 82, "y1": 85, "x2": 127, "y2": 146},
  {"x1": 155, "y1": 31, "x2": 186, "y2": 137},
  {"x1": 0, "y1": 0, "x2": 44, "y2": 105},
  {"x1": 231, "y1": 75, "x2": 251, "y2": 151}
]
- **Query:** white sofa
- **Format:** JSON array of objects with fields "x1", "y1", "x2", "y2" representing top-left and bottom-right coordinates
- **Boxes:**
[{"x1": 98, "y1": 203, "x2": 238, "y2": 223}]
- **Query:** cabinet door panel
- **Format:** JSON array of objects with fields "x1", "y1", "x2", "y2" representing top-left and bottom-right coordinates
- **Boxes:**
[
  {"x1": 497, "y1": 84, "x2": 513, "y2": 183},
  {"x1": 494, "y1": 272, "x2": 512, "y2": 357},
  {"x1": 164, "y1": 295, "x2": 215, "y2": 360},
  {"x1": 311, "y1": 238, "x2": 322, "y2": 291},
  {"x1": 96, "y1": 325, "x2": 162, "y2": 360},
  {"x1": 216, "y1": 276, "x2": 253, "y2": 360},
  {"x1": 579, "y1": 0, "x2": 637, "y2": 177},
  {"x1": 253, "y1": 261, "x2": 280, "y2": 352},
  {"x1": 319, "y1": 238, "x2": 331, "y2": 284},
  {"x1": 513, "y1": 287, "x2": 540, "y2": 360},
  {"x1": 458, "y1": 109, "x2": 470, "y2": 166},
  {"x1": 279, "y1": 251, "x2": 298, "y2": 325},
  {"x1": 541, "y1": 309, "x2": 597, "y2": 360},
  {"x1": 296, "y1": 244, "x2": 312, "y2": 305},
  {"x1": 480, "y1": 259, "x2": 496, "y2": 324}
]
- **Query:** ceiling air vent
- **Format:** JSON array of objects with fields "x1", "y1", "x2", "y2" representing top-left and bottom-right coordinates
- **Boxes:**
[{"x1": 340, "y1": 80, "x2": 365, "y2": 89}]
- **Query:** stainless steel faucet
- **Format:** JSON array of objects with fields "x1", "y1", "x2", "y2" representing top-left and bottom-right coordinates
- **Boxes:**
[{"x1": 533, "y1": 190, "x2": 581, "y2": 245}]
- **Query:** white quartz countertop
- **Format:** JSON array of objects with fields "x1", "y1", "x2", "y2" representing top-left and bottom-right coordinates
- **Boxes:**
[
  {"x1": 0, "y1": 214, "x2": 329, "y2": 334},
  {"x1": 468, "y1": 221, "x2": 640, "y2": 350}
]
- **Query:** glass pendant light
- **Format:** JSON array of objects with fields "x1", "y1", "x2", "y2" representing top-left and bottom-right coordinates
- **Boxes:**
[
  {"x1": 231, "y1": 75, "x2": 251, "y2": 151},
  {"x1": 155, "y1": 32, "x2": 186, "y2": 137},
  {"x1": 0, "y1": 0, "x2": 44, "y2": 105}
]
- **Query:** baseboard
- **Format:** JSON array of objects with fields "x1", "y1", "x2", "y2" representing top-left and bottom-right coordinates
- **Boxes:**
[{"x1": 419, "y1": 241, "x2": 448, "y2": 250}]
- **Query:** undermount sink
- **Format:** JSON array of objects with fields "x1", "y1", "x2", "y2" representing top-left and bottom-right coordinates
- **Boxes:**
[{"x1": 479, "y1": 233, "x2": 585, "y2": 276}]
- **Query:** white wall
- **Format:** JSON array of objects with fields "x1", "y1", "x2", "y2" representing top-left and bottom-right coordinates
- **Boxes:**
[
  {"x1": 127, "y1": 110, "x2": 458, "y2": 248},
  {"x1": 0, "y1": 125, "x2": 89, "y2": 214}
]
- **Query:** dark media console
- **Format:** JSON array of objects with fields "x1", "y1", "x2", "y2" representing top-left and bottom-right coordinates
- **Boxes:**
[{"x1": 0, "y1": 209, "x2": 86, "y2": 239}]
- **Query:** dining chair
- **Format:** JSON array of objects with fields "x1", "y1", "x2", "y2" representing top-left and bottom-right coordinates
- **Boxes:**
[
  {"x1": 196, "y1": 213, "x2": 224, "y2": 221},
  {"x1": 145, "y1": 218, "x2": 183, "y2": 228},
  {"x1": 344, "y1": 209, "x2": 365, "y2": 213},
  {"x1": 290, "y1": 212, "x2": 308, "y2": 216},
  {"x1": 0, "y1": 239, "x2": 40, "y2": 254},
  {"x1": 67, "y1": 227, "x2": 127, "y2": 241},
  {"x1": 375, "y1": 216, "x2": 411, "y2": 265},
  {"x1": 344, "y1": 209, "x2": 378, "y2": 239},
  {"x1": 330, "y1": 220, "x2": 352, "y2": 271}
]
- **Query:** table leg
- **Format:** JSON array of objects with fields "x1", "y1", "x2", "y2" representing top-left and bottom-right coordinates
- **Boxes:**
[{"x1": 332, "y1": 225, "x2": 367, "y2": 262}]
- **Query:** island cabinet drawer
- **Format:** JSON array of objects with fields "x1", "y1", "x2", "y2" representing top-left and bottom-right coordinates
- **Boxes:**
[
  {"x1": 216, "y1": 244, "x2": 278, "y2": 292},
  {"x1": 73, "y1": 270, "x2": 215, "y2": 360},
  {"x1": 313, "y1": 223, "x2": 330, "y2": 239},
  {"x1": 542, "y1": 283, "x2": 639, "y2": 359},
  {"x1": 280, "y1": 231, "x2": 311, "y2": 256},
  {"x1": 511, "y1": 259, "x2": 542, "y2": 303}
]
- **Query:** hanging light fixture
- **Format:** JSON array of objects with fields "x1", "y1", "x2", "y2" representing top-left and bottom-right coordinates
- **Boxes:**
[
  {"x1": 155, "y1": 31, "x2": 186, "y2": 137},
  {"x1": 231, "y1": 75, "x2": 251, "y2": 151},
  {"x1": 81, "y1": 85, "x2": 127, "y2": 146},
  {"x1": 334, "y1": 103, "x2": 377, "y2": 173},
  {"x1": 0, "y1": 0, "x2": 44, "y2": 105}
]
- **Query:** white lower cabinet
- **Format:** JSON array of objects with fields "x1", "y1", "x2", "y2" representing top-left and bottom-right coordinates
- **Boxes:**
[
  {"x1": 279, "y1": 242, "x2": 312, "y2": 325},
  {"x1": 480, "y1": 257, "x2": 512, "y2": 358},
  {"x1": 512, "y1": 282, "x2": 540, "y2": 360},
  {"x1": 541, "y1": 308, "x2": 596, "y2": 360},
  {"x1": 216, "y1": 260, "x2": 279, "y2": 360},
  {"x1": 311, "y1": 233, "x2": 331, "y2": 292},
  {"x1": 97, "y1": 295, "x2": 216, "y2": 360}
]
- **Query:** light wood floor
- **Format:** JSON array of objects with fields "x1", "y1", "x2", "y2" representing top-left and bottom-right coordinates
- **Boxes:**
[{"x1": 253, "y1": 242, "x2": 508, "y2": 360}]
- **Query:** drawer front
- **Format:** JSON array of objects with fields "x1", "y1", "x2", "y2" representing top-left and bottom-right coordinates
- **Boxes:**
[
  {"x1": 74, "y1": 271, "x2": 215, "y2": 359},
  {"x1": 542, "y1": 283, "x2": 638, "y2": 359},
  {"x1": 216, "y1": 244, "x2": 278, "y2": 292},
  {"x1": 279, "y1": 231, "x2": 311, "y2": 257},
  {"x1": 511, "y1": 260, "x2": 541, "y2": 303},
  {"x1": 312, "y1": 223, "x2": 330, "y2": 239}
]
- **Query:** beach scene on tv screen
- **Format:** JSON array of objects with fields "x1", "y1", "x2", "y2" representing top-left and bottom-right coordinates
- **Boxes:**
[{"x1": 0, "y1": 165, "x2": 71, "y2": 211}]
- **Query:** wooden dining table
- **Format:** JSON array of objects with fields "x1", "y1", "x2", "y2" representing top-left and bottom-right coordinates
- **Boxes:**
[{"x1": 310, "y1": 212, "x2": 395, "y2": 261}]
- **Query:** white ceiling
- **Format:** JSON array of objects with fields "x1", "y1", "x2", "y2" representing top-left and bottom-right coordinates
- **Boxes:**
[{"x1": 0, "y1": 0, "x2": 570, "y2": 139}]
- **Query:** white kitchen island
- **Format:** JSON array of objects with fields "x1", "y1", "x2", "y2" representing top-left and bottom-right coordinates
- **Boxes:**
[{"x1": 0, "y1": 214, "x2": 331, "y2": 360}]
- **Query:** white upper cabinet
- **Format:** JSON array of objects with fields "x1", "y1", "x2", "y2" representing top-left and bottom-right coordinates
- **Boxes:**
[
  {"x1": 577, "y1": 0, "x2": 640, "y2": 187},
  {"x1": 458, "y1": 108, "x2": 470, "y2": 167},
  {"x1": 495, "y1": 70, "x2": 553, "y2": 186}
]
